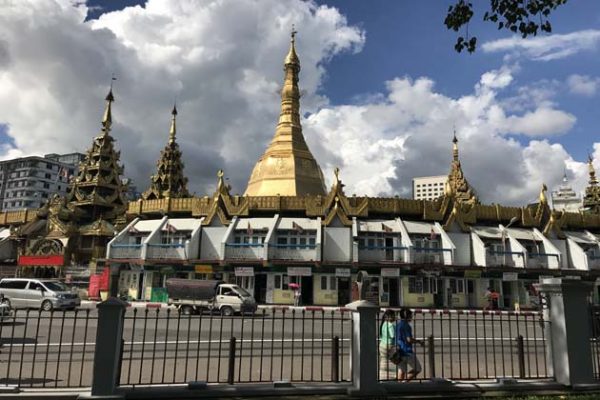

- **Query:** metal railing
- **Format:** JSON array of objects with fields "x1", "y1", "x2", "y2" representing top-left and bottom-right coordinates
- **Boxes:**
[
  {"x1": 376, "y1": 309, "x2": 551, "y2": 382},
  {"x1": 146, "y1": 243, "x2": 187, "y2": 260},
  {"x1": 0, "y1": 309, "x2": 96, "y2": 388},
  {"x1": 268, "y1": 244, "x2": 318, "y2": 261},
  {"x1": 358, "y1": 246, "x2": 407, "y2": 263},
  {"x1": 224, "y1": 243, "x2": 263, "y2": 260},
  {"x1": 413, "y1": 248, "x2": 451, "y2": 264},
  {"x1": 109, "y1": 244, "x2": 142, "y2": 259},
  {"x1": 119, "y1": 307, "x2": 352, "y2": 386}
]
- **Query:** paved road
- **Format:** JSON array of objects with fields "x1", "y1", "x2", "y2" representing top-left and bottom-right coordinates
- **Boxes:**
[{"x1": 0, "y1": 308, "x2": 553, "y2": 388}]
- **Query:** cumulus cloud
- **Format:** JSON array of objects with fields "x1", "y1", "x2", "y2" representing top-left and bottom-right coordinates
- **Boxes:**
[
  {"x1": 567, "y1": 74, "x2": 600, "y2": 96},
  {"x1": 305, "y1": 69, "x2": 585, "y2": 205},
  {"x1": 0, "y1": 0, "x2": 593, "y2": 207},
  {"x1": 482, "y1": 29, "x2": 600, "y2": 61},
  {"x1": 0, "y1": 0, "x2": 364, "y2": 194}
]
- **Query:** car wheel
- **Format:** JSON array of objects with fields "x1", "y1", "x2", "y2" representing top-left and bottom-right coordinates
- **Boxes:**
[
  {"x1": 221, "y1": 306, "x2": 234, "y2": 317},
  {"x1": 41, "y1": 300, "x2": 53, "y2": 312},
  {"x1": 180, "y1": 305, "x2": 194, "y2": 315}
]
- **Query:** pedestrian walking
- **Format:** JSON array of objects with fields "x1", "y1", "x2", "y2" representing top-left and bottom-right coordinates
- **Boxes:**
[
  {"x1": 484, "y1": 287, "x2": 494, "y2": 310},
  {"x1": 490, "y1": 289, "x2": 500, "y2": 310},
  {"x1": 396, "y1": 308, "x2": 423, "y2": 381},
  {"x1": 378, "y1": 310, "x2": 397, "y2": 380},
  {"x1": 293, "y1": 288, "x2": 301, "y2": 306}
]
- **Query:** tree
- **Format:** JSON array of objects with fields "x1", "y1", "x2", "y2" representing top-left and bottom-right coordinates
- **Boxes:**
[{"x1": 444, "y1": 0, "x2": 568, "y2": 53}]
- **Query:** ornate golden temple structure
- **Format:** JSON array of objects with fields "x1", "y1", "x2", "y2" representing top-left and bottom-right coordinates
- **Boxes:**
[
  {"x1": 3, "y1": 31, "x2": 600, "y2": 306},
  {"x1": 244, "y1": 30, "x2": 326, "y2": 197}
]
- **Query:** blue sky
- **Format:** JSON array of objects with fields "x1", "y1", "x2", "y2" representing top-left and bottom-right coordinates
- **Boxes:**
[{"x1": 2, "y1": 0, "x2": 600, "y2": 204}]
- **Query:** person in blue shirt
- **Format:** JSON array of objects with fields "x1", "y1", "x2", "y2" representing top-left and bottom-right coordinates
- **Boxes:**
[{"x1": 395, "y1": 308, "x2": 423, "y2": 381}]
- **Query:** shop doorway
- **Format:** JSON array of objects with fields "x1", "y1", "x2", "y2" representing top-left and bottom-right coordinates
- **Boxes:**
[
  {"x1": 389, "y1": 278, "x2": 400, "y2": 307},
  {"x1": 434, "y1": 278, "x2": 444, "y2": 308},
  {"x1": 254, "y1": 274, "x2": 267, "y2": 304},
  {"x1": 385, "y1": 238, "x2": 394, "y2": 261},
  {"x1": 301, "y1": 276, "x2": 313, "y2": 306},
  {"x1": 502, "y1": 281, "x2": 513, "y2": 309},
  {"x1": 467, "y1": 279, "x2": 476, "y2": 307},
  {"x1": 337, "y1": 278, "x2": 351, "y2": 305}
]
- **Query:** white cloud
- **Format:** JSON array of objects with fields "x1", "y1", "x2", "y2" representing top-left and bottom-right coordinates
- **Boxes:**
[
  {"x1": 0, "y1": 0, "x2": 364, "y2": 194},
  {"x1": 305, "y1": 69, "x2": 585, "y2": 205},
  {"x1": 0, "y1": 0, "x2": 592, "y2": 207},
  {"x1": 567, "y1": 74, "x2": 600, "y2": 96},
  {"x1": 482, "y1": 29, "x2": 600, "y2": 61}
]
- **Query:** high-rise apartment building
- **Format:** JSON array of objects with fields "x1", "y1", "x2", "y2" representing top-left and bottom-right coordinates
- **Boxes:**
[
  {"x1": 0, "y1": 153, "x2": 85, "y2": 211},
  {"x1": 412, "y1": 175, "x2": 447, "y2": 200}
]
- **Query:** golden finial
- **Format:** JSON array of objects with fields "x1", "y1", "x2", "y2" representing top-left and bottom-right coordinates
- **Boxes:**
[
  {"x1": 334, "y1": 167, "x2": 340, "y2": 182},
  {"x1": 452, "y1": 130, "x2": 459, "y2": 162},
  {"x1": 589, "y1": 153, "x2": 598, "y2": 186},
  {"x1": 284, "y1": 25, "x2": 300, "y2": 68},
  {"x1": 101, "y1": 75, "x2": 116, "y2": 133},
  {"x1": 169, "y1": 102, "x2": 177, "y2": 144},
  {"x1": 539, "y1": 183, "x2": 548, "y2": 204}
]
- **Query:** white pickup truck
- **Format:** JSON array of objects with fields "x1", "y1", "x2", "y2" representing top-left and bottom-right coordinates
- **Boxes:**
[{"x1": 166, "y1": 279, "x2": 257, "y2": 316}]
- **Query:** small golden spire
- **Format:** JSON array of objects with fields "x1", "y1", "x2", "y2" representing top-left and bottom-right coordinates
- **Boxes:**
[
  {"x1": 101, "y1": 88, "x2": 114, "y2": 133},
  {"x1": 284, "y1": 25, "x2": 300, "y2": 68},
  {"x1": 589, "y1": 154, "x2": 598, "y2": 186},
  {"x1": 452, "y1": 130, "x2": 459, "y2": 162},
  {"x1": 169, "y1": 103, "x2": 177, "y2": 144},
  {"x1": 539, "y1": 183, "x2": 548, "y2": 204}
]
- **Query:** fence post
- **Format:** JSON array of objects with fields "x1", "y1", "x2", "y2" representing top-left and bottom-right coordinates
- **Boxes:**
[
  {"x1": 347, "y1": 304, "x2": 386, "y2": 396},
  {"x1": 427, "y1": 335, "x2": 436, "y2": 378},
  {"x1": 89, "y1": 297, "x2": 127, "y2": 398},
  {"x1": 332, "y1": 336, "x2": 340, "y2": 383},
  {"x1": 536, "y1": 278, "x2": 595, "y2": 386},
  {"x1": 516, "y1": 335, "x2": 525, "y2": 379},
  {"x1": 227, "y1": 337, "x2": 236, "y2": 385}
]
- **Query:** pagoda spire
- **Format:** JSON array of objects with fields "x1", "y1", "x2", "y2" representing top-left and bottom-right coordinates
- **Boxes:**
[
  {"x1": 588, "y1": 154, "x2": 598, "y2": 186},
  {"x1": 66, "y1": 87, "x2": 128, "y2": 224},
  {"x1": 142, "y1": 105, "x2": 189, "y2": 200},
  {"x1": 101, "y1": 88, "x2": 114, "y2": 135},
  {"x1": 244, "y1": 28, "x2": 326, "y2": 197},
  {"x1": 446, "y1": 132, "x2": 478, "y2": 204},
  {"x1": 169, "y1": 103, "x2": 177, "y2": 144},
  {"x1": 584, "y1": 154, "x2": 600, "y2": 213}
]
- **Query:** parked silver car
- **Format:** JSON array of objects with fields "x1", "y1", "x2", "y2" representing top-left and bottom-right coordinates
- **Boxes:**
[{"x1": 0, "y1": 278, "x2": 81, "y2": 311}]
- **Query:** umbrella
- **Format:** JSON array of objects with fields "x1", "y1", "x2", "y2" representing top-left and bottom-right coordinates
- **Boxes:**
[{"x1": 288, "y1": 283, "x2": 300, "y2": 290}]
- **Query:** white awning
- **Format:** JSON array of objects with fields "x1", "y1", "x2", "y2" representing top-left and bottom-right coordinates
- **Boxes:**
[
  {"x1": 403, "y1": 221, "x2": 435, "y2": 234},
  {"x1": 565, "y1": 231, "x2": 597, "y2": 245},
  {"x1": 472, "y1": 226, "x2": 503, "y2": 239}
]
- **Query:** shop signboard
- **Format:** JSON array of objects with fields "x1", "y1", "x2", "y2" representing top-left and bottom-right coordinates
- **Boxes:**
[
  {"x1": 195, "y1": 265, "x2": 213, "y2": 274},
  {"x1": 235, "y1": 267, "x2": 254, "y2": 277},
  {"x1": 464, "y1": 270, "x2": 482, "y2": 279},
  {"x1": 335, "y1": 268, "x2": 351, "y2": 278},
  {"x1": 503, "y1": 272, "x2": 518, "y2": 282},
  {"x1": 381, "y1": 268, "x2": 400, "y2": 277},
  {"x1": 287, "y1": 267, "x2": 312, "y2": 276}
]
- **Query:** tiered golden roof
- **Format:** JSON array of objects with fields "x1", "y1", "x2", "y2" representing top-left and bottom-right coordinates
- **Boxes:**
[
  {"x1": 445, "y1": 134, "x2": 478, "y2": 205},
  {"x1": 244, "y1": 30, "x2": 326, "y2": 197},
  {"x1": 142, "y1": 105, "x2": 190, "y2": 200},
  {"x1": 66, "y1": 88, "x2": 128, "y2": 224}
]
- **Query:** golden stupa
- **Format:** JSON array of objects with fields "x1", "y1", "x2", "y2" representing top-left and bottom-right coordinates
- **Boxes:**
[{"x1": 244, "y1": 30, "x2": 326, "y2": 197}]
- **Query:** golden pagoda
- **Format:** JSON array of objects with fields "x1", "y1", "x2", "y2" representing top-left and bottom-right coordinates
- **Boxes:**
[
  {"x1": 244, "y1": 29, "x2": 326, "y2": 197},
  {"x1": 583, "y1": 155, "x2": 600, "y2": 212},
  {"x1": 445, "y1": 133, "x2": 478, "y2": 205},
  {"x1": 142, "y1": 105, "x2": 190, "y2": 200},
  {"x1": 66, "y1": 88, "x2": 128, "y2": 222}
]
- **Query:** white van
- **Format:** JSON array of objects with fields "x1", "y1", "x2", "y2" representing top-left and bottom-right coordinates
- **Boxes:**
[{"x1": 0, "y1": 278, "x2": 81, "y2": 311}]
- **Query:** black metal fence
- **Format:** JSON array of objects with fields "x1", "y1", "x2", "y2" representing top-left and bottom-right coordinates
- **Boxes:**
[
  {"x1": 119, "y1": 306, "x2": 353, "y2": 386},
  {"x1": 0, "y1": 309, "x2": 96, "y2": 388},
  {"x1": 590, "y1": 306, "x2": 600, "y2": 379},
  {"x1": 377, "y1": 309, "x2": 551, "y2": 382}
]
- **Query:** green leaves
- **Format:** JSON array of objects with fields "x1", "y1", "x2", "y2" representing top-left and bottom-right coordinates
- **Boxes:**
[{"x1": 445, "y1": 0, "x2": 568, "y2": 53}]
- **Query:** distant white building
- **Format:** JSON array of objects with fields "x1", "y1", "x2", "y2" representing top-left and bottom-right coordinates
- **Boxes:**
[
  {"x1": 551, "y1": 172, "x2": 582, "y2": 212},
  {"x1": 0, "y1": 153, "x2": 85, "y2": 211},
  {"x1": 412, "y1": 175, "x2": 447, "y2": 200}
]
